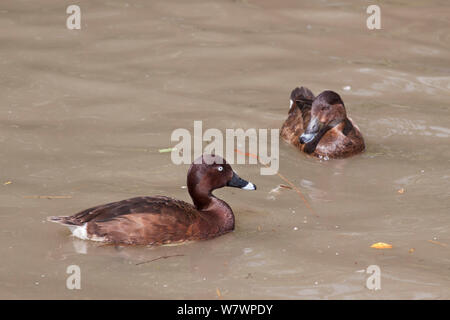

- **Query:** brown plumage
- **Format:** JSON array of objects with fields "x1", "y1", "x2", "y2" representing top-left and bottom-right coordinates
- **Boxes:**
[
  {"x1": 48, "y1": 154, "x2": 256, "y2": 245},
  {"x1": 280, "y1": 87, "x2": 365, "y2": 158}
]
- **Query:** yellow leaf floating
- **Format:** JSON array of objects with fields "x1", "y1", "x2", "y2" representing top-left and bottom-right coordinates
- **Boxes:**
[{"x1": 370, "y1": 242, "x2": 393, "y2": 249}]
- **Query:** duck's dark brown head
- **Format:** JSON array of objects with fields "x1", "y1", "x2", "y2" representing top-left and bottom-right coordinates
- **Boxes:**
[
  {"x1": 187, "y1": 154, "x2": 256, "y2": 207},
  {"x1": 299, "y1": 90, "x2": 347, "y2": 145}
]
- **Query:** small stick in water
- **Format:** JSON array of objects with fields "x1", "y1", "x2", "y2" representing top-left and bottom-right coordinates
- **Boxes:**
[
  {"x1": 234, "y1": 149, "x2": 318, "y2": 217},
  {"x1": 23, "y1": 195, "x2": 72, "y2": 199},
  {"x1": 427, "y1": 240, "x2": 448, "y2": 247},
  {"x1": 135, "y1": 254, "x2": 185, "y2": 266}
]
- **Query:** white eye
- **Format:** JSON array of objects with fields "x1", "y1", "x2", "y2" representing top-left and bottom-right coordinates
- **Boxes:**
[{"x1": 217, "y1": 166, "x2": 224, "y2": 172}]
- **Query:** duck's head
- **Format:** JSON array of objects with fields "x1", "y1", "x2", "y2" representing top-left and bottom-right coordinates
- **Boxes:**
[
  {"x1": 187, "y1": 154, "x2": 256, "y2": 197},
  {"x1": 299, "y1": 90, "x2": 347, "y2": 145}
]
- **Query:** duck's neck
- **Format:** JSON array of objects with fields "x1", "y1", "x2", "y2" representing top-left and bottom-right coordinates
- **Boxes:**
[{"x1": 188, "y1": 186, "x2": 235, "y2": 232}]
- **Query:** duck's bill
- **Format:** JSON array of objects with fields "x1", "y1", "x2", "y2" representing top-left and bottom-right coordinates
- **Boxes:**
[
  {"x1": 299, "y1": 117, "x2": 325, "y2": 144},
  {"x1": 299, "y1": 132, "x2": 315, "y2": 144},
  {"x1": 227, "y1": 172, "x2": 257, "y2": 190}
]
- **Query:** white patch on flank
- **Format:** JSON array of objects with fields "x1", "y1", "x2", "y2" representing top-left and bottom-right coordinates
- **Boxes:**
[
  {"x1": 68, "y1": 223, "x2": 89, "y2": 240},
  {"x1": 242, "y1": 182, "x2": 256, "y2": 190},
  {"x1": 67, "y1": 224, "x2": 106, "y2": 242},
  {"x1": 289, "y1": 99, "x2": 293, "y2": 109}
]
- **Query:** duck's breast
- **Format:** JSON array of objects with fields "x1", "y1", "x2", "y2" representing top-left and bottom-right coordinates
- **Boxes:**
[{"x1": 315, "y1": 121, "x2": 365, "y2": 158}]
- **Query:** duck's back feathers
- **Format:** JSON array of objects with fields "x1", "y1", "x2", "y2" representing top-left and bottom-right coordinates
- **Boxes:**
[{"x1": 49, "y1": 196, "x2": 197, "y2": 226}]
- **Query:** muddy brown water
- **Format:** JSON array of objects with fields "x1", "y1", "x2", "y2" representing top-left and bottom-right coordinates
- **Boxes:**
[{"x1": 1, "y1": 0, "x2": 449, "y2": 299}]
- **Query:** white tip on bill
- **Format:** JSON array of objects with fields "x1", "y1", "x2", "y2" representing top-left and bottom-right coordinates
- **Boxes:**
[
  {"x1": 289, "y1": 99, "x2": 293, "y2": 109},
  {"x1": 242, "y1": 182, "x2": 256, "y2": 190}
]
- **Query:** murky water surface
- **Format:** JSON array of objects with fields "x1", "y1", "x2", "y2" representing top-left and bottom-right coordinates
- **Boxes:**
[{"x1": 1, "y1": 0, "x2": 449, "y2": 299}]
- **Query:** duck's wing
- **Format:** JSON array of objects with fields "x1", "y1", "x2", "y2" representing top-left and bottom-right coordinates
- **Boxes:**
[{"x1": 48, "y1": 196, "x2": 197, "y2": 226}]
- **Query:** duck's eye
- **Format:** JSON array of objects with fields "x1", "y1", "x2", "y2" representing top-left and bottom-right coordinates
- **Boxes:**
[{"x1": 217, "y1": 166, "x2": 224, "y2": 172}]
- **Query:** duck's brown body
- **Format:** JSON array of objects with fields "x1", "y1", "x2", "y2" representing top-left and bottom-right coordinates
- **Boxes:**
[
  {"x1": 281, "y1": 87, "x2": 365, "y2": 159},
  {"x1": 49, "y1": 155, "x2": 256, "y2": 245},
  {"x1": 50, "y1": 196, "x2": 231, "y2": 245}
]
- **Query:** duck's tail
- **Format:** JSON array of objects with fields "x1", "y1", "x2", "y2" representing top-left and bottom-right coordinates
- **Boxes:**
[
  {"x1": 47, "y1": 216, "x2": 90, "y2": 240},
  {"x1": 290, "y1": 86, "x2": 315, "y2": 105},
  {"x1": 288, "y1": 87, "x2": 315, "y2": 130},
  {"x1": 47, "y1": 215, "x2": 76, "y2": 225},
  {"x1": 289, "y1": 87, "x2": 315, "y2": 117}
]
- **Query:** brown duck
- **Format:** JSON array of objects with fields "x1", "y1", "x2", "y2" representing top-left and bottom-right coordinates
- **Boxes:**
[
  {"x1": 281, "y1": 87, "x2": 365, "y2": 158},
  {"x1": 48, "y1": 154, "x2": 256, "y2": 245}
]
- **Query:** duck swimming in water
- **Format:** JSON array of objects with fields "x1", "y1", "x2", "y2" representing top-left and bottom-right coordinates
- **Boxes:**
[
  {"x1": 48, "y1": 154, "x2": 256, "y2": 245},
  {"x1": 281, "y1": 87, "x2": 365, "y2": 159}
]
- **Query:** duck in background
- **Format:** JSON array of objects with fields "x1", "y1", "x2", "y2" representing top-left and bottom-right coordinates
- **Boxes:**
[
  {"x1": 48, "y1": 154, "x2": 256, "y2": 245},
  {"x1": 281, "y1": 87, "x2": 365, "y2": 159}
]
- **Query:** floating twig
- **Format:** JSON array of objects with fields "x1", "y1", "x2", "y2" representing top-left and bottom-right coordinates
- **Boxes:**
[
  {"x1": 235, "y1": 149, "x2": 318, "y2": 217},
  {"x1": 427, "y1": 240, "x2": 448, "y2": 247},
  {"x1": 135, "y1": 254, "x2": 185, "y2": 266},
  {"x1": 23, "y1": 195, "x2": 72, "y2": 199}
]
